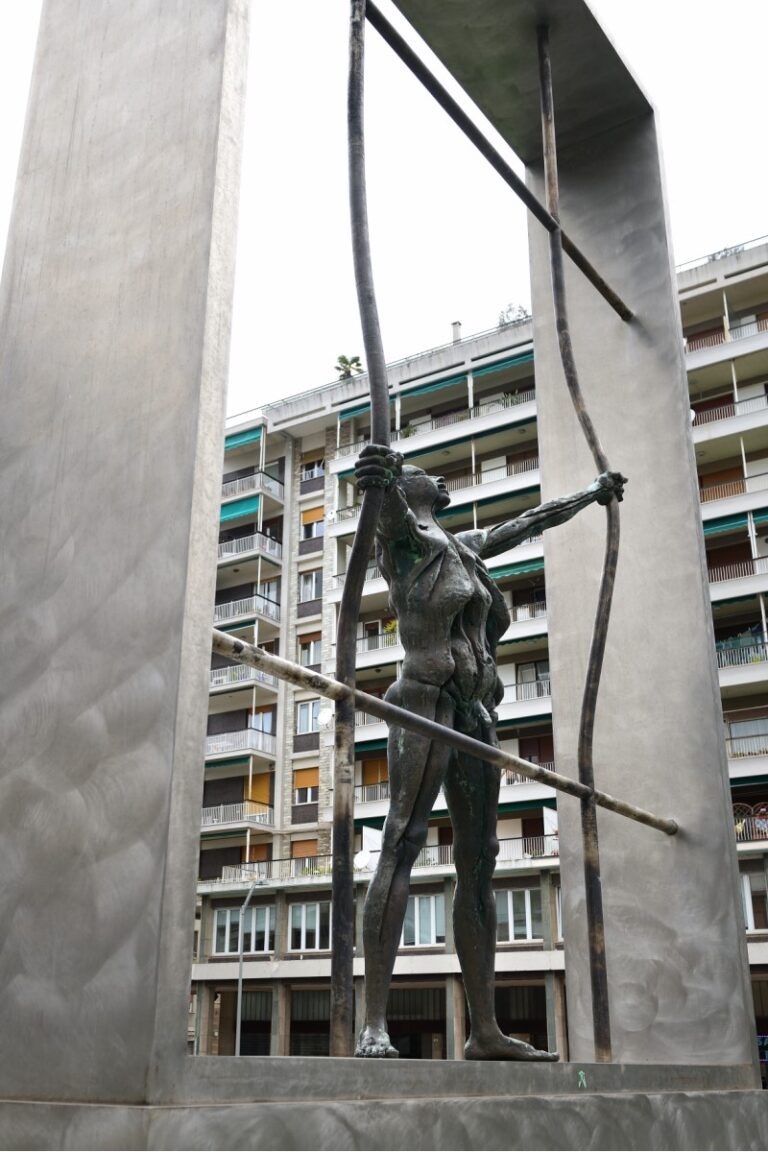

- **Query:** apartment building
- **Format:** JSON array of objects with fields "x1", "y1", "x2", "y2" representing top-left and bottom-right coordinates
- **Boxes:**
[{"x1": 191, "y1": 235, "x2": 768, "y2": 1069}]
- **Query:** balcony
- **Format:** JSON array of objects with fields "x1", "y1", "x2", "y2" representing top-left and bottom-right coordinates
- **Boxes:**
[
  {"x1": 213, "y1": 594, "x2": 281, "y2": 625},
  {"x1": 699, "y1": 472, "x2": 768, "y2": 522},
  {"x1": 221, "y1": 471, "x2": 284, "y2": 503},
  {"x1": 201, "y1": 800, "x2": 274, "y2": 829},
  {"x1": 352, "y1": 763, "x2": 555, "y2": 808},
  {"x1": 709, "y1": 556, "x2": 768, "y2": 603},
  {"x1": 685, "y1": 318, "x2": 768, "y2": 369},
  {"x1": 734, "y1": 806, "x2": 768, "y2": 845},
  {"x1": 726, "y1": 734, "x2": 768, "y2": 759},
  {"x1": 212, "y1": 833, "x2": 558, "y2": 888},
  {"x1": 205, "y1": 729, "x2": 277, "y2": 758},
  {"x1": 356, "y1": 630, "x2": 401, "y2": 654},
  {"x1": 331, "y1": 564, "x2": 383, "y2": 593},
  {"x1": 331, "y1": 391, "x2": 537, "y2": 464},
  {"x1": 217, "y1": 532, "x2": 283, "y2": 564},
  {"x1": 497, "y1": 678, "x2": 552, "y2": 724},
  {"x1": 716, "y1": 642, "x2": 768, "y2": 670},
  {"x1": 209, "y1": 664, "x2": 278, "y2": 691},
  {"x1": 443, "y1": 456, "x2": 539, "y2": 497}
]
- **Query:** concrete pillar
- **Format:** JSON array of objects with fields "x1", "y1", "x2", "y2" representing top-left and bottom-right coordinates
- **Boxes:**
[
  {"x1": 443, "y1": 878, "x2": 456, "y2": 952},
  {"x1": 273, "y1": 891, "x2": 288, "y2": 960},
  {"x1": 0, "y1": 0, "x2": 249, "y2": 1104},
  {"x1": 527, "y1": 112, "x2": 756, "y2": 1064},
  {"x1": 270, "y1": 984, "x2": 290, "y2": 1057},
  {"x1": 445, "y1": 976, "x2": 466, "y2": 1061},
  {"x1": 196, "y1": 984, "x2": 218, "y2": 1057}
]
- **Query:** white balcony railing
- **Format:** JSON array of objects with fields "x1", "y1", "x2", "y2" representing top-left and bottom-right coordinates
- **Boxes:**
[
  {"x1": 443, "y1": 456, "x2": 539, "y2": 493},
  {"x1": 726, "y1": 735, "x2": 768, "y2": 758},
  {"x1": 507, "y1": 678, "x2": 551, "y2": 703},
  {"x1": 692, "y1": 390, "x2": 768, "y2": 427},
  {"x1": 731, "y1": 317, "x2": 768, "y2": 343},
  {"x1": 205, "y1": 729, "x2": 277, "y2": 758},
  {"x1": 221, "y1": 471, "x2": 284, "y2": 502},
  {"x1": 332, "y1": 565, "x2": 382, "y2": 590},
  {"x1": 354, "y1": 710, "x2": 381, "y2": 727},
  {"x1": 509, "y1": 600, "x2": 547, "y2": 622},
  {"x1": 354, "y1": 780, "x2": 391, "y2": 803},
  {"x1": 201, "y1": 800, "x2": 274, "y2": 828},
  {"x1": 209, "y1": 664, "x2": 278, "y2": 690},
  {"x1": 215, "y1": 833, "x2": 558, "y2": 886},
  {"x1": 501, "y1": 761, "x2": 555, "y2": 786},
  {"x1": 213, "y1": 594, "x2": 281, "y2": 624},
  {"x1": 217, "y1": 532, "x2": 283, "y2": 562},
  {"x1": 333, "y1": 391, "x2": 537, "y2": 459},
  {"x1": 708, "y1": 556, "x2": 768, "y2": 584},
  {"x1": 734, "y1": 813, "x2": 768, "y2": 843},
  {"x1": 686, "y1": 318, "x2": 768, "y2": 354},
  {"x1": 699, "y1": 471, "x2": 768, "y2": 504},
  {"x1": 686, "y1": 330, "x2": 726, "y2": 353},
  {"x1": 716, "y1": 642, "x2": 768, "y2": 669},
  {"x1": 355, "y1": 630, "x2": 400, "y2": 653}
]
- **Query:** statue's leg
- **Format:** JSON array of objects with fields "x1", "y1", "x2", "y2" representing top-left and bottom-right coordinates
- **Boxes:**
[
  {"x1": 444, "y1": 728, "x2": 558, "y2": 1062},
  {"x1": 356, "y1": 679, "x2": 453, "y2": 1058}
]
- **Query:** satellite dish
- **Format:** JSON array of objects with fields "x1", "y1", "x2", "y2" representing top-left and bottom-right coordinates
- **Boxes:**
[{"x1": 353, "y1": 849, "x2": 371, "y2": 870}]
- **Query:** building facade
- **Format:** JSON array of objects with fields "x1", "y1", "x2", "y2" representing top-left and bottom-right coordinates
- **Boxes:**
[{"x1": 190, "y1": 235, "x2": 768, "y2": 1069}]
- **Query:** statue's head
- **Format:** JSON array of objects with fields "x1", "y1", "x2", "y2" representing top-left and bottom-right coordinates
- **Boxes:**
[{"x1": 398, "y1": 464, "x2": 451, "y2": 512}]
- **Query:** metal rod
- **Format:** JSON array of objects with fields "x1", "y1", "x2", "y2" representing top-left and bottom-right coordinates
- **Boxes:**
[
  {"x1": 365, "y1": 1, "x2": 633, "y2": 323},
  {"x1": 538, "y1": 23, "x2": 615, "y2": 1063},
  {"x1": 235, "y1": 881, "x2": 258, "y2": 1057},
  {"x1": 212, "y1": 629, "x2": 679, "y2": 838},
  {"x1": 330, "y1": 0, "x2": 393, "y2": 1059}
]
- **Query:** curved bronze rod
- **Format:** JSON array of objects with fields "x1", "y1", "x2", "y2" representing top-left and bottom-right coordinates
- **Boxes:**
[
  {"x1": 330, "y1": 0, "x2": 392, "y2": 1058},
  {"x1": 538, "y1": 24, "x2": 621, "y2": 1064}
]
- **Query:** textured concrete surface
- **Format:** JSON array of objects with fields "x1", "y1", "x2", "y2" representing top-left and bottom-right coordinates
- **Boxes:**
[
  {"x1": 0, "y1": 0, "x2": 249, "y2": 1103},
  {"x1": 390, "y1": 0, "x2": 758, "y2": 1068},
  {"x1": 3, "y1": 1090, "x2": 768, "y2": 1151}
]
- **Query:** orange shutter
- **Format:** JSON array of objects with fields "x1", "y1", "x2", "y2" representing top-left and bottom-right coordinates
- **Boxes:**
[
  {"x1": 248, "y1": 843, "x2": 269, "y2": 862},
  {"x1": 291, "y1": 838, "x2": 318, "y2": 859},
  {"x1": 301, "y1": 506, "x2": 325, "y2": 525},
  {"x1": 294, "y1": 767, "x2": 319, "y2": 789},
  {"x1": 362, "y1": 758, "x2": 388, "y2": 785},
  {"x1": 248, "y1": 774, "x2": 271, "y2": 805}
]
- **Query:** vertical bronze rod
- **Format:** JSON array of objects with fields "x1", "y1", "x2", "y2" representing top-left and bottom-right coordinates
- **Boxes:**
[
  {"x1": 331, "y1": 0, "x2": 392, "y2": 1057},
  {"x1": 537, "y1": 23, "x2": 616, "y2": 1063}
]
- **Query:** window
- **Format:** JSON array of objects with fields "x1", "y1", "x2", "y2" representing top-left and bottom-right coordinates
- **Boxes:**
[
  {"x1": 495, "y1": 888, "x2": 543, "y2": 942},
  {"x1": 294, "y1": 766, "x2": 319, "y2": 804},
  {"x1": 516, "y1": 660, "x2": 550, "y2": 700},
  {"x1": 214, "y1": 906, "x2": 275, "y2": 954},
  {"x1": 401, "y1": 893, "x2": 446, "y2": 947},
  {"x1": 301, "y1": 507, "x2": 325, "y2": 539},
  {"x1": 299, "y1": 632, "x2": 322, "y2": 667},
  {"x1": 289, "y1": 901, "x2": 331, "y2": 951},
  {"x1": 250, "y1": 706, "x2": 275, "y2": 735},
  {"x1": 741, "y1": 872, "x2": 768, "y2": 931},
  {"x1": 299, "y1": 569, "x2": 323, "y2": 602},
  {"x1": 296, "y1": 699, "x2": 321, "y2": 734},
  {"x1": 301, "y1": 456, "x2": 325, "y2": 480},
  {"x1": 726, "y1": 716, "x2": 768, "y2": 757}
]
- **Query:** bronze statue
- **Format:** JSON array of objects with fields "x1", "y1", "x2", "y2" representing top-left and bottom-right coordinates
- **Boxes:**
[{"x1": 353, "y1": 443, "x2": 626, "y2": 1059}]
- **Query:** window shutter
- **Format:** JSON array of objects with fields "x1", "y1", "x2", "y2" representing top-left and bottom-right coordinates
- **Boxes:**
[
  {"x1": 301, "y1": 506, "x2": 325, "y2": 525},
  {"x1": 294, "y1": 767, "x2": 319, "y2": 789},
  {"x1": 291, "y1": 838, "x2": 318, "y2": 858}
]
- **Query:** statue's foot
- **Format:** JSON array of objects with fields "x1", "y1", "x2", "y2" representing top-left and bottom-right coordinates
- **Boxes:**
[
  {"x1": 355, "y1": 1026, "x2": 399, "y2": 1058},
  {"x1": 465, "y1": 1033, "x2": 559, "y2": 1062}
]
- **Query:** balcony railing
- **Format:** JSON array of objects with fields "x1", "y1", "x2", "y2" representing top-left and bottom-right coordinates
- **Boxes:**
[
  {"x1": 213, "y1": 594, "x2": 281, "y2": 624},
  {"x1": 686, "y1": 318, "x2": 768, "y2": 354},
  {"x1": 356, "y1": 630, "x2": 400, "y2": 653},
  {"x1": 354, "y1": 780, "x2": 391, "y2": 803},
  {"x1": 699, "y1": 471, "x2": 768, "y2": 504},
  {"x1": 734, "y1": 815, "x2": 768, "y2": 843},
  {"x1": 201, "y1": 800, "x2": 274, "y2": 828},
  {"x1": 443, "y1": 456, "x2": 539, "y2": 493},
  {"x1": 686, "y1": 330, "x2": 726, "y2": 353},
  {"x1": 301, "y1": 466, "x2": 325, "y2": 481},
  {"x1": 335, "y1": 504, "x2": 362, "y2": 523},
  {"x1": 354, "y1": 710, "x2": 382, "y2": 727},
  {"x1": 221, "y1": 471, "x2": 284, "y2": 502},
  {"x1": 205, "y1": 729, "x2": 277, "y2": 757},
  {"x1": 333, "y1": 391, "x2": 538, "y2": 459},
  {"x1": 209, "y1": 664, "x2": 278, "y2": 690},
  {"x1": 692, "y1": 390, "x2": 768, "y2": 427},
  {"x1": 716, "y1": 642, "x2": 768, "y2": 669},
  {"x1": 215, "y1": 833, "x2": 558, "y2": 885},
  {"x1": 217, "y1": 532, "x2": 283, "y2": 562},
  {"x1": 509, "y1": 600, "x2": 547, "y2": 622},
  {"x1": 708, "y1": 556, "x2": 768, "y2": 584},
  {"x1": 731, "y1": 317, "x2": 768, "y2": 342},
  {"x1": 725, "y1": 734, "x2": 768, "y2": 758},
  {"x1": 332, "y1": 565, "x2": 382, "y2": 590},
  {"x1": 501, "y1": 761, "x2": 555, "y2": 786},
  {"x1": 507, "y1": 679, "x2": 551, "y2": 702}
]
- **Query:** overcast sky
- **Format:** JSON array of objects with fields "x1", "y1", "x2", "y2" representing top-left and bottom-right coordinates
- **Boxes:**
[{"x1": 1, "y1": 2, "x2": 766, "y2": 417}]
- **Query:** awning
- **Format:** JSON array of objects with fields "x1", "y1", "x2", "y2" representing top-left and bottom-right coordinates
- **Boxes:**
[
  {"x1": 489, "y1": 558, "x2": 545, "y2": 578},
  {"x1": 400, "y1": 373, "x2": 468, "y2": 400},
  {"x1": 339, "y1": 397, "x2": 395, "y2": 422},
  {"x1": 220, "y1": 494, "x2": 259, "y2": 523},
  {"x1": 703, "y1": 513, "x2": 748, "y2": 536},
  {"x1": 224, "y1": 426, "x2": 262, "y2": 452},
  {"x1": 473, "y1": 350, "x2": 534, "y2": 378}
]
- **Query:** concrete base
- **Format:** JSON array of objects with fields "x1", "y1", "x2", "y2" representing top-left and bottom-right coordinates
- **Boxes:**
[{"x1": 1, "y1": 1062, "x2": 765, "y2": 1150}]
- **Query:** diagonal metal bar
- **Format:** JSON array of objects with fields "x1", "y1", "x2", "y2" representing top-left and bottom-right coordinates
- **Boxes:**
[
  {"x1": 365, "y1": 1, "x2": 633, "y2": 322},
  {"x1": 538, "y1": 22, "x2": 616, "y2": 1063},
  {"x1": 212, "y1": 629, "x2": 679, "y2": 837}
]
